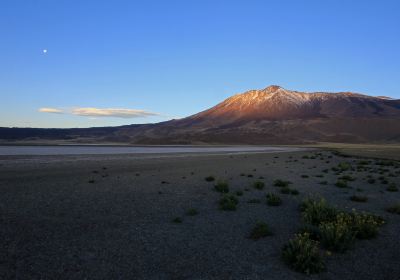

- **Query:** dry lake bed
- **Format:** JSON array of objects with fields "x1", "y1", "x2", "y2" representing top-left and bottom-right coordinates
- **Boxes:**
[{"x1": 0, "y1": 146, "x2": 399, "y2": 279}]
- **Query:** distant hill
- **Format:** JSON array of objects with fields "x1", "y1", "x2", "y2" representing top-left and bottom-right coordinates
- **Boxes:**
[{"x1": 2, "y1": 85, "x2": 400, "y2": 144}]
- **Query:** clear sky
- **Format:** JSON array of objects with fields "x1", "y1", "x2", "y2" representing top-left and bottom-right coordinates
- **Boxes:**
[{"x1": 1, "y1": 0, "x2": 399, "y2": 128}]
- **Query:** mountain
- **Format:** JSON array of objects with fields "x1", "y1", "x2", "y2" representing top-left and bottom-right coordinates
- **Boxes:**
[{"x1": 1, "y1": 85, "x2": 400, "y2": 144}]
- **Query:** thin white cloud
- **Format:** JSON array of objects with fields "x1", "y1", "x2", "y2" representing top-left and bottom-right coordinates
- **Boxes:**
[
  {"x1": 38, "y1": 107, "x2": 64, "y2": 114},
  {"x1": 38, "y1": 107, "x2": 160, "y2": 119},
  {"x1": 71, "y1": 108, "x2": 159, "y2": 118}
]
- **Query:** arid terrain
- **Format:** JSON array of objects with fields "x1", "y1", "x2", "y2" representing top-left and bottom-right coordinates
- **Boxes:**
[{"x1": 1, "y1": 148, "x2": 399, "y2": 279}]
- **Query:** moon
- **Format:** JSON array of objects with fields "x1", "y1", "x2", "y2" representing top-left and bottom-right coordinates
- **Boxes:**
[{"x1": 42, "y1": 49, "x2": 48, "y2": 54}]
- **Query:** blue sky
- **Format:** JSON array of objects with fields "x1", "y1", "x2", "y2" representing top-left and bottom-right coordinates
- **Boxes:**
[{"x1": 1, "y1": 0, "x2": 399, "y2": 128}]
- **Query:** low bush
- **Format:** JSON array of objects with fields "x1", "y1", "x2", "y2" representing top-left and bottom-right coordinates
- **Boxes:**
[
  {"x1": 335, "y1": 180, "x2": 348, "y2": 188},
  {"x1": 235, "y1": 190, "x2": 244, "y2": 196},
  {"x1": 273, "y1": 179, "x2": 291, "y2": 187},
  {"x1": 172, "y1": 217, "x2": 182, "y2": 223},
  {"x1": 301, "y1": 198, "x2": 338, "y2": 225},
  {"x1": 291, "y1": 189, "x2": 300, "y2": 195},
  {"x1": 319, "y1": 213, "x2": 356, "y2": 252},
  {"x1": 205, "y1": 176, "x2": 215, "y2": 182},
  {"x1": 386, "y1": 204, "x2": 400, "y2": 215},
  {"x1": 186, "y1": 208, "x2": 198, "y2": 216},
  {"x1": 351, "y1": 211, "x2": 383, "y2": 239},
  {"x1": 266, "y1": 193, "x2": 282, "y2": 206},
  {"x1": 253, "y1": 181, "x2": 265, "y2": 190},
  {"x1": 214, "y1": 181, "x2": 229, "y2": 193},
  {"x1": 386, "y1": 183, "x2": 398, "y2": 192},
  {"x1": 219, "y1": 195, "x2": 239, "y2": 211},
  {"x1": 282, "y1": 233, "x2": 325, "y2": 274},
  {"x1": 339, "y1": 175, "x2": 355, "y2": 181},
  {"x1": 249, "y1": 222, "x2": 272, "y2": 239}
]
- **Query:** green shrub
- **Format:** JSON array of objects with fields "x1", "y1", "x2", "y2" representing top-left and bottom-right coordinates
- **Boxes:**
[
  {"x1": 235, "y1": 190, "x2": 244, "y2": 196},
  {"x1": 319, "y1": 213, "x2": 356, "y2": 252},
  {"x1": 249, "y1": 222, "x2": 272, "y2": 240},
  {"x1": 172, "y1": 217, "x2": 182, "y2": 223},
  {"x1": 291, "y1": 189, "x2": 300, "y2": 195},
  {"x1": 253, "y1": 181, "x2": 265, "y2": 190},
  {"x1": 386, "y1": 183, "x2": 398, "y2": 192},
  {"x1": 386, "y1": 204, "x2": 400, "y2": 215},
  {"x1": 214, "y1": 181, "x2": 229, "y2": 193},
  {"x1": 351, "y1": 212, "x2": 382, "y2": 239},
  {"x1": 186, "y1": 208, "x2": 198, "y2": 216},
  {"x1": 282, "y1": 233, "x2": 325, "y2": 274},
  {"x1": 338, "y1": 162, "x2": 351, "y2": 171},
  {"x1": 335, "y1": 180, "x2": 348, "y2": 188},
  {"x1": 301, "y1": 198, "x2": 338, "y2": 225},
  {"x1": 266, "y1": 193, "x2": 282, "y2": 206},
  {"x1": 273, "y1": 179, "x2": 291, "y2": 187},
  {"x1": 297, "y1": 224, "x2": 321, "y2": 241},
  {"x1": 205, "y1": 176, "x2": 215, "y2": 182},
  {"x1": 350, "y1": 195, "x2": 368, "y2": 202},
  {"x1": 219, "y1": 195, "x2": 238, "y2": 211},
  {"x1": 339, "y1": 175, "x2": 355, "y2": 181}
]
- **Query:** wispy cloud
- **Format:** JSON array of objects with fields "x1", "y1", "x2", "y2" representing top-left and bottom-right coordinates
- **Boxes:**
[
  {"x1": 38, "y1": 107, "x2": 64, "y2": 114},
  {"x1": 71, "y1": 108, "x2": 159, "y2": 118},
  {"x1": 38, "y1": 107, "x2": 160, "y2": 119}
]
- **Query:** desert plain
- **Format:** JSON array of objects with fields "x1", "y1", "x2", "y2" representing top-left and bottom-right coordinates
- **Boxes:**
[{"x1": 0, "y1": 146, "x2": 399, "y2": 279}]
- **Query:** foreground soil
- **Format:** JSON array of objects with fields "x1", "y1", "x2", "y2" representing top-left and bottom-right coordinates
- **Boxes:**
[{"x1": 0, "y1": 151, "x2": 399, "y2": 279}]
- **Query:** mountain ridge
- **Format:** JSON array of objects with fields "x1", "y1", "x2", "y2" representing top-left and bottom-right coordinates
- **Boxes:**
[{"x1": 1, "y1": 85, "x2": 400, "y2": 144}]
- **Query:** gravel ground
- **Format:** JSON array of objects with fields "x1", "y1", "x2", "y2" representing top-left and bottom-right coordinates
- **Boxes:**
[{"x1": 0, "y1": 151, "x2": 399, "y2": 279}]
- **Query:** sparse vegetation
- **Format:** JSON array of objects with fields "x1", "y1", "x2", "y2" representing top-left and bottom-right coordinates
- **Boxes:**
[
  {"x1": 219, "y1": 195, "x2": 238, "y2": 211},
  {"x1": 351, "y1": 212, "x2": 383, "y2": 239},
  {"x1": 386, "y1": 183, "x2": 399, "y2": 192},
  {"x1": 282, "y1": 233, "x2": 325, "y2": 274},
  {"x1": 266, "y1": 193, "x2": 282, "y2": 206},
  {"x1": 300, "y1": 198, "x2": 384, "y2": 254},
  {"x1": 319, "y1": 212, "x2": 356, "y2": 252},
  {"x1": 205, "y1": 176, "x2": 215, "y2": 182},
  {"x1": 301, "y1": 198, "x2": 338, "y2": 225},
  {"x1": 186, "y1": 208, "x2": 198, "y2": 216},
  {"x1": 249, "y1": 222, "x2": 272, "y2": 240},
  {"x1": 235, "y1": 190, "x2": 244, "y2": 196},
  {"x1": 214, "y1": 180, "x2": 229, "y2": 193},
  {"x1": 291, "y1": 189, "x2": 300, "y2": 195},
  {"x1": 172, "y1": 217, "x2": 182, "y2": 223},
  {"x1": 273, "y1": 179, "x2": 291, "y2": 187},
  {"x1": 339, "y1": 175, "x2": 355, "y2": 181},
  {"x1": 386, "y1": 204, "x2": 400, "y2": 214},
  {"x1": 335, "y1": 180, "x2": 348, "y2": 188},
  {"x1": 253, "y1": 181, "x2": 265, "y2": 190}
]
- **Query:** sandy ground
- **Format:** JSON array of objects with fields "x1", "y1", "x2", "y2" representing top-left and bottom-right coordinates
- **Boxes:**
[{"x1": 0, "y1": 150, "x2": 399, "y2": 279}]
